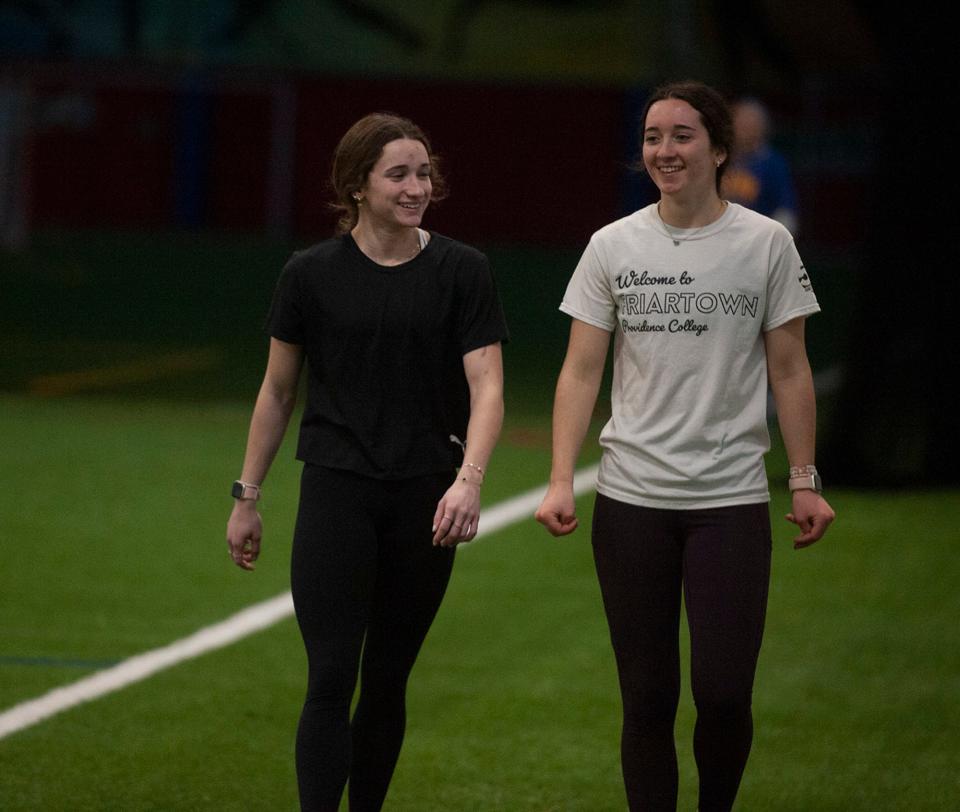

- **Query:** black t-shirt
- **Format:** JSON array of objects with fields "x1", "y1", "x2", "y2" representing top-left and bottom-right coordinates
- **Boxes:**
[{"x1": 267, "y1": 232, "x2": 509, "y2": 479}]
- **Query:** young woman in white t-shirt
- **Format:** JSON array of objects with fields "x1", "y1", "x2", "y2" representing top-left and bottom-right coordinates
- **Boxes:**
[{"x1": 536, "y1": 81, "x2": 835, "y2": 811}]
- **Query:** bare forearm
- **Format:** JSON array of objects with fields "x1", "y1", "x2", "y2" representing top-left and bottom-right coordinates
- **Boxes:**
[
  {"x1": 536, "y1": 319, "x2": 610, "y2": 537},
  {"x1": 463, "y1": 384, "x2": 504, "y2": 472},
  {"x1": 459, "y1": 343, "x2": 505, "y2": 477},
  {"x1": 227, "y1": 338, "x2": 302, "y2": 568},
  {"x1": 239, "y1": 383, "x2": 297, "y2": 485},
  {"x1": 770, "y1": 368, "x2": 817, "y2": 467},
  {"x1": 432, "y1": 344, "x2": 504, "y2": 546},
  {"x1": 550, "y1": 365, "x2": 603, "y2": 483}
]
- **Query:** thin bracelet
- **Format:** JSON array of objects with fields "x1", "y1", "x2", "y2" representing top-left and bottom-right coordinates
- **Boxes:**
[{"x1": 459, "y1": 462, "x2": 484, "y2": 487}]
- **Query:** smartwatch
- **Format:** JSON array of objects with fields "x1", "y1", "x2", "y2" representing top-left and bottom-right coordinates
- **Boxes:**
[
  {"x1": 231, "y1": 480, "x2": 261, "y2": 501},
  {"x1": 788, "y1": 469, "x2": 822, "y2": 493}
]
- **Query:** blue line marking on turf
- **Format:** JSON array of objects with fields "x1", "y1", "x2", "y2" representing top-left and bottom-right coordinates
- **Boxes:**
[{"x1": 0, "y1": 655, "x2": 122, "y2": 669}]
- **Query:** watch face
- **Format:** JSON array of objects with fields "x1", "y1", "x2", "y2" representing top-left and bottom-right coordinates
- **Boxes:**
[{"x1": 231, "y1": 481, "x2": 244, "y2": 499}]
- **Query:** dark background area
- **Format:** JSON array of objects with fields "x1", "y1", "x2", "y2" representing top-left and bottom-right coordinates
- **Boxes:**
[{"x1": 2, "y1": 1, "x2": 956, "y2": 486}]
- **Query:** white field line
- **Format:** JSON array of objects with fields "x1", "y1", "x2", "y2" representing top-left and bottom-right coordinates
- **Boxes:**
[{"x1": 0, "y1": 464, "x2": 600, "y2": 742}]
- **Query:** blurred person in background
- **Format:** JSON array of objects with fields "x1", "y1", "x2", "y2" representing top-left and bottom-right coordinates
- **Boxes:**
[
  {"x1": 226, "y1": 112, "x2": 508, "y2": 811},
  {"x1": 723, "y1": 96, "x2": 799, "y2": 234},
  {"x1": 536, "y1": 81, "x2": 834, "y2": 811}
]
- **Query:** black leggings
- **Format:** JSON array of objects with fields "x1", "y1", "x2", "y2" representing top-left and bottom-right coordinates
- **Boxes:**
[
  {"x1": 290, "y1": 465, "x2": 455, "y2": 812},
  {"x1": 591, "y1": 494, "x2": 772, "y2": 812}
]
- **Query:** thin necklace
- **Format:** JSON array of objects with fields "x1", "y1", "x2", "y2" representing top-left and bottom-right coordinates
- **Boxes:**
[
  {"x1": 656, "y1": 200, "x2": 727, "y2": 246},
  {"x1": 353, "y1": 227, "x2": 423, "y2": 265}
]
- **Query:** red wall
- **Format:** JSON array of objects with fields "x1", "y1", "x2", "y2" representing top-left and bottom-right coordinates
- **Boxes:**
[
  {"x1": 23, "y1": 66, "x2": 868, "y2": 250},
  {"x1": 26, "y1": 68, "x2": 623, "y2": 246},
  {"x1": 30, "y1": 81, "x2": 176, "y2": 227},
  {"x1": 292, "y1": 77, "x2": 623, "y2": 245}
]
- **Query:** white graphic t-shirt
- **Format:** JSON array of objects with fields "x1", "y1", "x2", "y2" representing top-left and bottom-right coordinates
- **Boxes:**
[{"x1": 561, "y1": 202, "x2": 820, "y2": 509}]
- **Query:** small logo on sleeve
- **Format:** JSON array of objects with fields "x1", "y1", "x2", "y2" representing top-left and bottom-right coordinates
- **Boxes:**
[{"x1": 798, "y1": 266, "x2": 813, "y2": 292}]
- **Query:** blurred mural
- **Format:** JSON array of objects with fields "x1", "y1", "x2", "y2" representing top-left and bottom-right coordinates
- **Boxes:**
[{"x1": 0, "y1": 0, "x2": 656, "y2": 83}]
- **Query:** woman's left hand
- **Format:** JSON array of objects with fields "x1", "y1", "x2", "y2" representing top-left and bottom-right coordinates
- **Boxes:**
[
  {"x1": 786, "y1": 490, "x2": 836, "y2": 549},
  {"x1": 432, "y1": 478, "x2": 481, "y2": 546}
]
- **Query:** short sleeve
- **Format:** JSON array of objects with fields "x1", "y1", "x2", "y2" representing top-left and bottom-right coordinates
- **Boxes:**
[
  {"x1": 763, "y1": 236, "x2": 820, "y2": 331},
  {"x1": 457, "y1": 253, "x2": 510, "y2": 354},
  {"x1": 559, "y1": 238, "x2": 617, "y2": 331},
  {"x1": 265, "y1": 252, "x2": 306, "y2": 344}
]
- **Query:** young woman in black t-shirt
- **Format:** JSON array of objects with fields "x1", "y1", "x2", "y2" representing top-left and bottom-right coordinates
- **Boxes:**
[{"x1": 226, "y1": 113, "x2": 508, "y2": 811}]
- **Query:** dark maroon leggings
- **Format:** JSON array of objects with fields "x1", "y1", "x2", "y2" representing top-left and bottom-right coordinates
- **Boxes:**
[
  {"x1": 591, "y1": 494, "x2": 772, "y2": 812},
  {"x1": 290, "y1": 465, "x2": 455, "y2": 812}
]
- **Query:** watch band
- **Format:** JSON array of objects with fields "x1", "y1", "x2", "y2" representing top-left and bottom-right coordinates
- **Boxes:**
[
  {"x1": 788, "y1": 472, "x2": 822, "y2": 493},
  {"x1": 232, "y1": 480, "x2": 261, "y2": 501}
]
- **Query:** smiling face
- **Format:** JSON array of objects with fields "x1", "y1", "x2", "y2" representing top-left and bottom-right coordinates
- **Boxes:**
[
  {"x1": 357, "y1": 138, "x2": 432, "y2": 232},
  {"x1": 642, "y1": 98, "x2": 726, "y2": 204}
]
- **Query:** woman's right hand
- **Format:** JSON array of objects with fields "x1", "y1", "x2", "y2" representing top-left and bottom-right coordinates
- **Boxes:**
[
  {"x1": 226, "y1": 501, "x2": 262, "y2": 571},
  {"x1": 535, "y1": 481, "x2": 579, "y2": 536}
]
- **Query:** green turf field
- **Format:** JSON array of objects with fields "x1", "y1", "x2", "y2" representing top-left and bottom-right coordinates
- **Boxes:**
[
  {"x1": 2, "y1": 395, "x2": 958, "y2": 810},
  {"x1": 2, "y1": 232, "x2": 957, "y2": 810}
]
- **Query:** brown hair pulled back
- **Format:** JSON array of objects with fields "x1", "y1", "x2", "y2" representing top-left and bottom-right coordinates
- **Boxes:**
[
  {"x1": 639, "y1": 81, "x2": 733, "y2": 195},
  {"x1": 330, "y1": 112, "x2": 448, "y2": 235}
]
